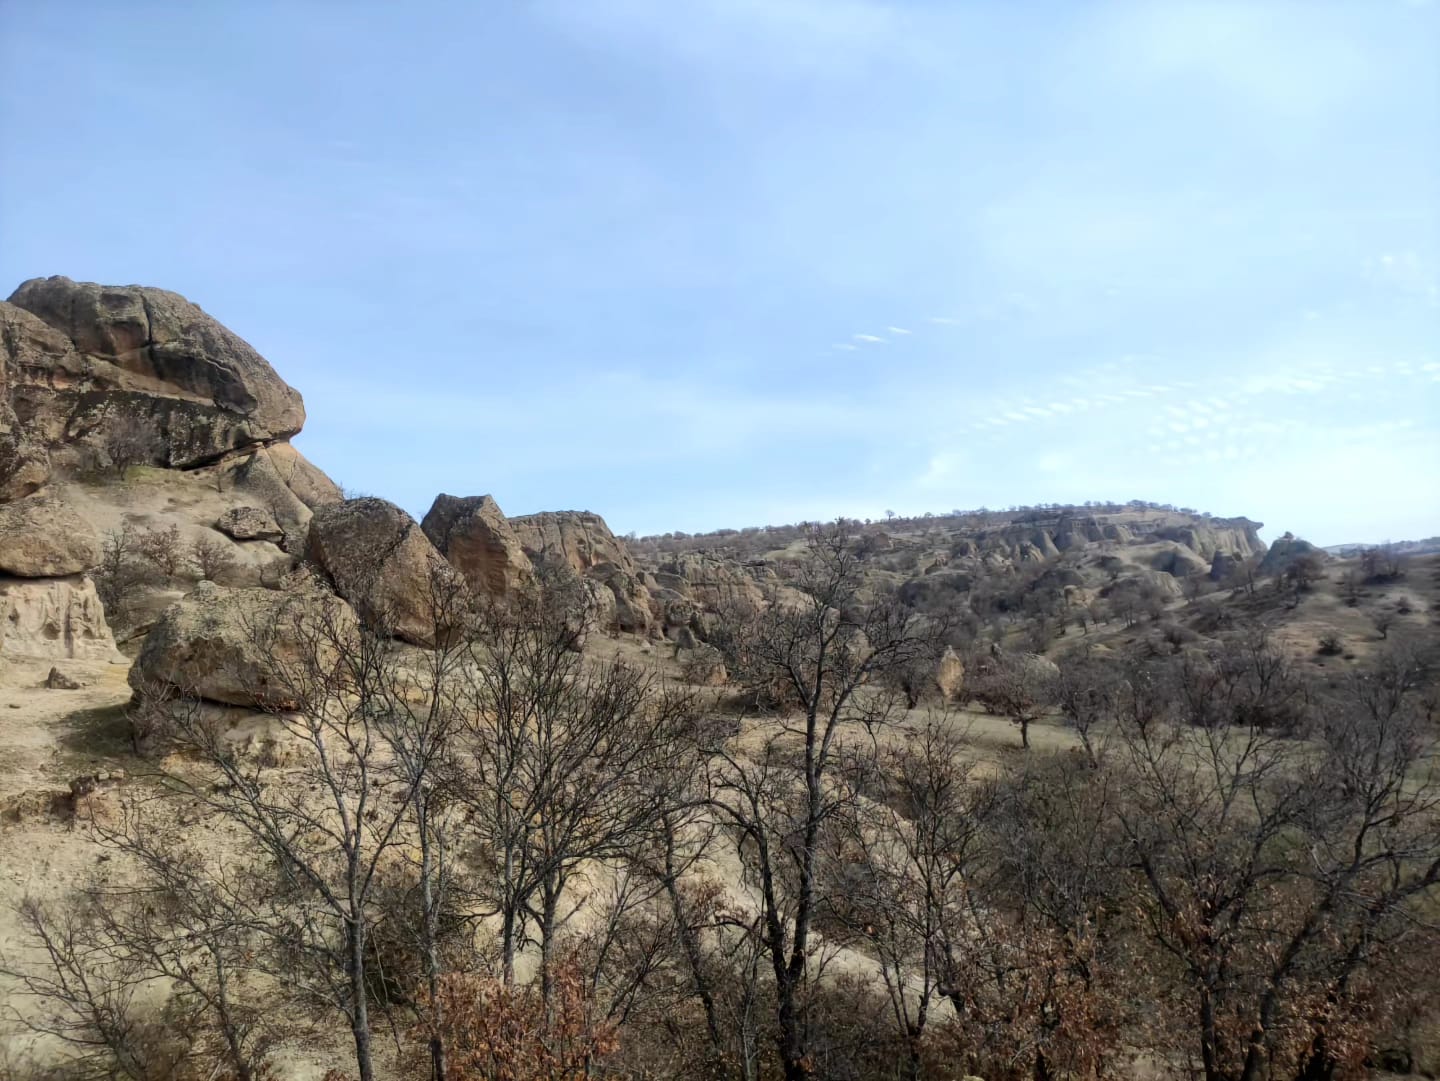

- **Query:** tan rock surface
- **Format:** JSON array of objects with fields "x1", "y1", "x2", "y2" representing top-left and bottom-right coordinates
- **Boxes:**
[
  {"x1": 0, "y1": 495, "x2": 101, "y2": 576},
  {"x1": 0, "y1": 574, "x2": 124, "y2": 662},
  {"x1": 421, "y1": 493, "x2": 533, "y2": 598},
  {"x1": 128, "y1": 581, "x2": 354, "y2": 709},
  {"x1": 307, "y1": 497, "x2": 466, "y2": 646}
]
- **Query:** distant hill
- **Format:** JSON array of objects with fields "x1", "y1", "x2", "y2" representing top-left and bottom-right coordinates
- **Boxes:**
[{"x1": 1323, "y1": 537, "x2": 1440, "y2": 557}]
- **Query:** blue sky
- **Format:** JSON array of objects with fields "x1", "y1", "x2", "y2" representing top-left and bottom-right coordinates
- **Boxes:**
[{"x1": 2, "y1": 1, "x2": 1436, "y2": 545}]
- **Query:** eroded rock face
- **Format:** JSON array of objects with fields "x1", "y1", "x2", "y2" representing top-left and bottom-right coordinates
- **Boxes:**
[
  {"x1": 307, "y1": 497, "x2": 466, "y2": 646},
  {"x1": 0, "y1": 495, "x2": 101, "y2": 576},
  {"x1": 421, "y1": 493, "x2": 533, "y2": 599},
  {"x1": 0, "y1": 278, "x2": 307, "y2": 496},
  {"x1": 128, "y1": 581, "x2": 353, "y2": 709},
  {"x1": 0, "y1": 574, "x2": 123, "y2": 662},
  {"x1": 4, "y1": 278, "x2": 304, "y2": 470},
  {"x1": 508, "y1": 511, "x2": 636, "y2": 575}
]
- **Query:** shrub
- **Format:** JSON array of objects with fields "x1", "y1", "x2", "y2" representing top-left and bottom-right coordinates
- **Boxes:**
[{"x1": 136, "y1": 524, "x2": 186, "y2": 578}]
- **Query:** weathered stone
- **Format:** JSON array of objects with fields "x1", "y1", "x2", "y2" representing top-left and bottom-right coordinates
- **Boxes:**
[
  {"x1": 0, "y1": 574, "x2": 124, "y2": 661},
  {"x1": 0, "y1": 495, "x2": 101, "y2": 576},
  {"x1": 128, "y1": 581, "x2": 354, "y2": 709},
  {"x1": 5, "y1": 278, "x2": 304, "y2": 469},
  {"x1": 215, "y1": 505, "x2": 284, "y2": 543},
  {"x1": 508, "y1": 510, "x2": 636, "y2": 575},
  {"x1": 935, "y1": 647, "x2": 965, "y2": 701},
  {"x1": 421, "y1": 493, "x2": 533, "y2": 599},
  {"x1": 307, "y1": 497, "x2": 467, "y2": 647},
  {"x1": 45, "y1": 665, "x2": 87, "y2": 690}
]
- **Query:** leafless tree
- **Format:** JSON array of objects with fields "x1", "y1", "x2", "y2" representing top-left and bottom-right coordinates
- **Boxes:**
[
  {"x1": 969, "y1": 651, "x2": 1058, "y2": 749},
  {"x1": 101, "y1": 422, "x2": 151, "y2": 479},
  {"x1": 1110, "y1": 647, "x2": 1440, "y2": 1081},
  {"x1": 451, "y1": 575, "x2": 699, "y2": 1000},
  {"x1": 706, "y1": 521, "x2": 939, "y2": 1080},
  {"x1": 191, "y1": 533, "x2": 237, "y2": 582},
  {"x1": 158, "y1": 589, "x2": 414, "y2": 1081}
]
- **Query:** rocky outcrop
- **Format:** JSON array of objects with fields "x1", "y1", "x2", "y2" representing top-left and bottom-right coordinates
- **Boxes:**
[
  {"x1": 0, "y1": 495, "x2": 100, "y2": 576},
  {"x1": 935, "y1": 647, "x2": 965, "y2": 701},
  {"x1": 128, "y1": 581, "x2": 353, "y2": 709},
  {"x1": 653, "y1": 554, "x2": 768, "y2": 613},
  {"x1": 421, "y1": 494, "x2": 533, "y2": 599},
  {"x1": 306, "y1": 497, "x2": 466, "y2": 646},
  {"x1": 589, "y1": 563, "x2": 654, "y2": 634},
  {"x1": 0, "y1": 314, "x2": 51, "y2": 499},
  {"x1": 1151, "y1": 544, "x2": 1210, "y2": 579},
  {"x1": 1157, "y1": 518, "x2": 1265, "y2": 562},
  {"x1": 1257, "y1": 533, "x2": 1325, "y2": 578},
  {"x1": 215, "y1": 506, "x2": 284, "y2": 543},
  {"x1": 509, "y1": 511, "x2": 636, "y2": 575},
  {"x1": 0, "y1": 574, "x2": 124, "y2": 662},
  {"x1": 3, "y1": 278, "x2": 304, "y2": 471}
]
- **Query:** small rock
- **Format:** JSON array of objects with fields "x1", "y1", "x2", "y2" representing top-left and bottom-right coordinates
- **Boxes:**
[{"x1": 45, "y1": 666, "x2": 88, "y2": 690}]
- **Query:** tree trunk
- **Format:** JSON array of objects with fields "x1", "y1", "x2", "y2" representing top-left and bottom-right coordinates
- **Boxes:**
[
  {"x1": 776, "y1": 978, "x2": 808, "y2": 1081},
  {"x1": 418, "y1": 801, "x2": 447, "y2": 1081},
  {"x1": 348, "y1": 918, "x2": 375, "y2": 1081}
]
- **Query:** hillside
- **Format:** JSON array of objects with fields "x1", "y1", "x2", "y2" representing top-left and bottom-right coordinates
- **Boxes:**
[{"x1": 2, "y1": 278, "x2": 1437, "y2": 1081}]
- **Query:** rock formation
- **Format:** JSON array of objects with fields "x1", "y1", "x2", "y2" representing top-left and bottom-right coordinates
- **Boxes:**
[
  {"x1": 508, "y1": 510, "x2": 636, "y2": 575},
  {"x1": 216, "y1": 505, "x2": 285, "y2": 543},
  {"x1": 0, "y1": 495, "x2": 101, "y2": 576},
  {"x1": 0, "y1": 575, "x2": 123, "y2": 662},
  {"x1": 306, "y1": 497, "x2": 467, "y2": 647},
  {"x1": 128, "y1": 581, "x2": 353, "y2": 710},
  {"x1": 421, "y1": 493, "x2": 533, "y2": 598},
  {"x1": 2, "y1": 277, "x2": 303, "y2": 474}
]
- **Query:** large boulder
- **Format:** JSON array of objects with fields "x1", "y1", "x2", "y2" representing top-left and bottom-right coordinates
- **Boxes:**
[
  {"x1": 306, "y1": 497, "x2": 467, "y2": 646},
  {"x1": 1258, "y1": 532, "x2": 1325, "y2": 579},
  {"x1": 215, "y1": 505, "x2": 284, "y2": 543},
  {"x1": 508, "y1": 510, "x2": 636, "y2": 575},
  {"x1": 3, "y1": 278, "x2": 304, "y2": 470},
  {"x1": 0, "y1": 495, "x2": 101, "y2": 576},
  {"x1": 0, "y1": 574, "x2": 124, "y2": 662},
  {"x1": 935, "y1": 647, "x2": 965, "y2": 701},
  {"x1": 128, "y1": 582, "x2": 353, "y2": 709},
  {"x1": 421, "y1": 493, "x2": 533, "y2": 599}
]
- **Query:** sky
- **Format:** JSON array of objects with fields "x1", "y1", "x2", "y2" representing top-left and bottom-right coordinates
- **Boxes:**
[{"x1": 1, "y1": 1, "x2": 1437, "y2": 545}]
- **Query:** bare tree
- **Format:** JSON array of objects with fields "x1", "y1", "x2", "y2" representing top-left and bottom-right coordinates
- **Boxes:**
[
  {"x1": 451, "y1": 576, "x2": 698, "y2": 1000},
  {"x1": 191, "y1": 533, "x2": 237, "y2": 582},
  {"x1": 707, "y1": 521, "x2": 939, "y2": 1080},
  {"x1": 969, "y1": 651, "x2": 1058, "y2": 749},
  {"x1": 159, "y1": 590, "x2": 414, "y2": 1081},
  {"x1": 1110, "y1": 647, "x2": 1440, "y2": 1081},
  {"x1": 101, "y1": 422, "x2": 151, "y2": 479}
]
